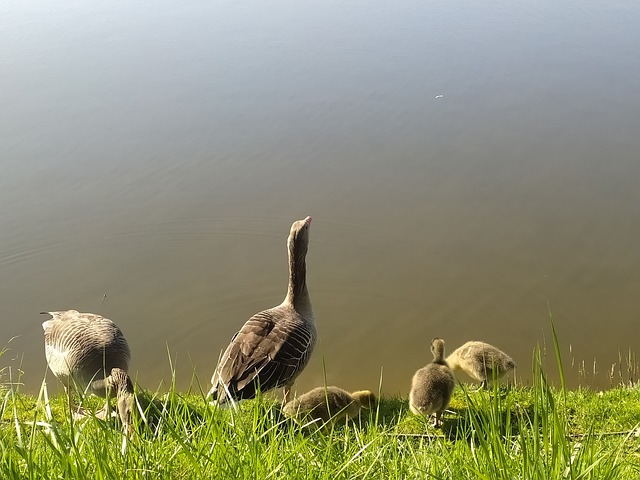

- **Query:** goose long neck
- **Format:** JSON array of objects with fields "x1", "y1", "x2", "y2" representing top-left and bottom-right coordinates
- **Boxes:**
[{"x1": 285, "y1": 247, "x2": 309, "y2": 308}]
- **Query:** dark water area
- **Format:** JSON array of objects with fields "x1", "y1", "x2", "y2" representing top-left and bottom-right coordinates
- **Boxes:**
[{"x1": 1, "y1": 0, "x2": 640, "y2": 397}]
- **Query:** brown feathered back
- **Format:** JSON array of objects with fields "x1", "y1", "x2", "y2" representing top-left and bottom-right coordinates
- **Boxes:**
[
  {"x1": 42, "y1": 310, "x2": 131, "y2": 396},
  {"x1": 446, "y1": 341, "x2": 516, "y2": 387},
  {"x1": 283, "y1": 386, "x2": 375, "y2": 430},
  {"x1": 409, "y1": 338, "x2": 455, "y2": 426}
]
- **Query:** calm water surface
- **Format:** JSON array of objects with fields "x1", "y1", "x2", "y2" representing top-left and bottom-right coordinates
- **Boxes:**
[{"x1": 1, "y1": 0, "x2": 640, "y2": 395}]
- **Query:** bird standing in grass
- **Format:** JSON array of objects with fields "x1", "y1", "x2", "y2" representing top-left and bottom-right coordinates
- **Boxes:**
[
  {"x1": 446, "y1": 340, "x2": 516, "y2": 388},
  {"x1": 41, "y1": 310, "x2": 134, "y2": 432},
  {"x1": 209, "y1": 216, "x2": 315, "y2": 405},
  {"x1": 283, "y1": 386, "x2": 376, "y2": 431},
  {"x1": 409, "y1": 337, "x2": 455, "y2": 427}
]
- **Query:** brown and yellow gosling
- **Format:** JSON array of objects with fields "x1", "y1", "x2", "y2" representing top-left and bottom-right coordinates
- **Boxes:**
[
  {"x1": 283, "y1": 386, "x2": 376, "y2": 431},
  {"x1": 409, "y1": 337, "x2": 455, "y2": 427}
]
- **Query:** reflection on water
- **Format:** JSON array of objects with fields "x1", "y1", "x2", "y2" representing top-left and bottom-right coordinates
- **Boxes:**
[{"x1": 1, "y1": 0, "x2": 640, "y2": 395}]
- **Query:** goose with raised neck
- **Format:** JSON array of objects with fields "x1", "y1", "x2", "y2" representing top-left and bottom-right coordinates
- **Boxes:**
[{"x1": 209, "y1": 216, "x2": 315, "y2": 404}]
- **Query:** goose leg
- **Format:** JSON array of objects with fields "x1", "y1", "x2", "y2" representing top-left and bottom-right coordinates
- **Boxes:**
[
  {"x1": 282, "y1": 381, "x2": 295, "y2": 404},
  {"x1": 64, "y1": 385, "x2": 76, "y2": 416},
  {"x1": 94, "y1": 403, "x2": 111, "y2": 420},
  {"x1": 66, "y1": 386, "x2": 90, "y2": 419},
  {"x1": 430, "y1": 413, "x2": 442, "y2": 428}
]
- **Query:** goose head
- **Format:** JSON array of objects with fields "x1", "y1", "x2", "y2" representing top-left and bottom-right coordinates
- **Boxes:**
[
  {"x1": 288, "y1": 216, "x2": 312, "y2": 259},
  {"x1": 92, "y1": 367, "x2": 134, "y2": 434}
]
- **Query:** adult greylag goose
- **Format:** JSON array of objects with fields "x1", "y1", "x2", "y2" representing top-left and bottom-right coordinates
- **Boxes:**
[
  {"x1": 446, "y1": 340, "x2": 516, "y2": 388},
  {"x1": 41, "y1": 310, "x2": 134, "y2": 431},
  {"x1": 208, "y1": 216, "x2": 315, "y2": 404},
  {"x1": 409, "y1": 337, "x2": 455, "y2": 427},
  {"x1": 283, "y1": 386, "x2": 376, "y2": 431}
]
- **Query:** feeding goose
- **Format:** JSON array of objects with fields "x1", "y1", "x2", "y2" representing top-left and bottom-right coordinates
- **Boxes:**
[
  {"x1": 41, "y1": 310, "x2": 134, "y2": 431},
  {"x1": 446, "y1": 340, "x2": 516, "y2": 388},
  {"x1": 209, "y1": 216, "x2": 315, "y2": 405},
  {"x1": 283, "y1": 386, "x2": 376, "y2": 431},
  {"x1": 409, "y1": 337, "x2": 455, "y2": 427}
]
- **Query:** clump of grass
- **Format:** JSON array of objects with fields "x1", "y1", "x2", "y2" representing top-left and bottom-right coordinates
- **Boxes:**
[
  {"x1": 2, "y1": 381, "x2": 639, "y2": 479},
  {"x1": 1, "y1": 328, "x2": 640, "y2": 479}
]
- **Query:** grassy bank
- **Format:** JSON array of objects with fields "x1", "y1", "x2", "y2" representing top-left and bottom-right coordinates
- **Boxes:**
[{"x1": 2, "y1": 354, "x2": 640, "y2": 480}]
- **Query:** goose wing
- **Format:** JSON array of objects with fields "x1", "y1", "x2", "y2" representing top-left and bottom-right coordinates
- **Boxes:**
[
  {"x1": 41, "y1": 310, "x2": 131, "y2": 387},
  {"x1": 211, "y1": 309, "x2": 315, "y2": 402}
]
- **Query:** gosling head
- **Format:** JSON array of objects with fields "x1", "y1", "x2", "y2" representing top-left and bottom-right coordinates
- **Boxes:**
[
  {"x1": 351, "y1": 390, "x2": 377, "y2": 410},
  {"x1": 431, "y1": 338, "x2": 446, "y2": 363}
]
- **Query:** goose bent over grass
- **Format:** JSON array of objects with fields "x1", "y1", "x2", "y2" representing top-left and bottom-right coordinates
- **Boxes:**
[
  {"x1": 409, "y1": 337, "x2": 455, "y2": 427},
  {"x1": 209, "y1": 216, "x2": 315, "y2": 405},
  {"x1": 446, "y1": 340, "x2": 516, "y2": 388},
  {"x1": 41, "y1": 310, "x2": 134, "y2": 432}
]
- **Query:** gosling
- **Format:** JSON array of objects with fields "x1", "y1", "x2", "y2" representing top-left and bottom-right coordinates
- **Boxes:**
[
  {"x1": 283, "y1": 386, "x2": 376, "y2": 431},
  {"x1": 446, "y1": 340, "x2": 516, "y2": 388},
  {"x1": 409, "y1": 337, "x2": 455, "y2": 427}
]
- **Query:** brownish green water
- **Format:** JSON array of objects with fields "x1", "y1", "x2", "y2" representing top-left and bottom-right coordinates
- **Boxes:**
[{"x1": 1, "y1": 0, "x2": 639, "y2": 395}]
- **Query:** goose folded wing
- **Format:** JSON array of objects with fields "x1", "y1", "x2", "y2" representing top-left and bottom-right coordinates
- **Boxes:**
[
  {"x1": 237, "y1": 322, "x2": 314, "y2": 393},
  {"x1": 216, "y1": 310, "x2": 313, "y2": 396},
  {"x1": 217, "y1": 312, "x2": 284, "y2": 386}
]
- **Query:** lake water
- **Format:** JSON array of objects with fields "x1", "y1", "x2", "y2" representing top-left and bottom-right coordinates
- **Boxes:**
[{"x1": 1, "y1": 0, "x2": 639, "y2": 396}]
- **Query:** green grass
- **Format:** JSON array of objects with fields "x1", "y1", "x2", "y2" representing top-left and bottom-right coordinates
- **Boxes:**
[
  {"x1": 2, "y1": 328, "x2": 640, "y2": 480},
  {"x1": 2, "y1": 363, "x2": 640, "y2": 479}
]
